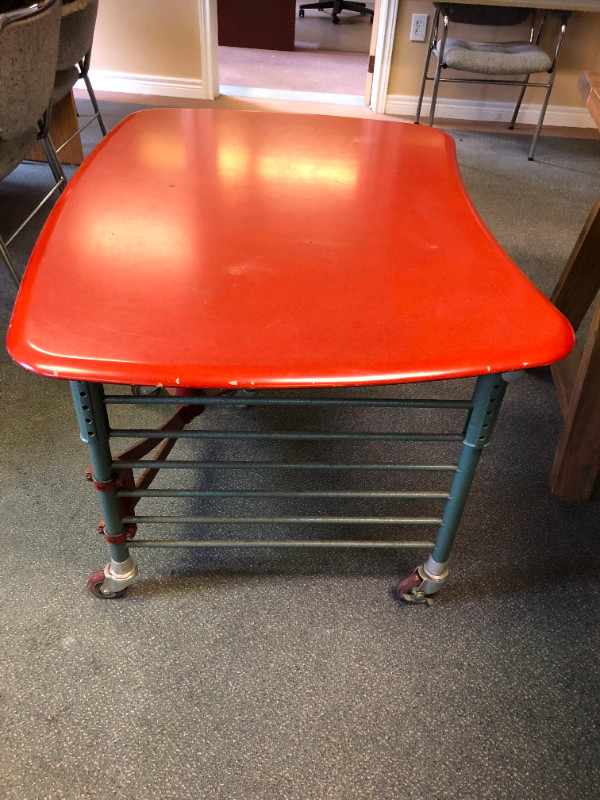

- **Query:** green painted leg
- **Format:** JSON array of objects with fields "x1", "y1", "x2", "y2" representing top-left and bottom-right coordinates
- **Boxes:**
[
  {"x1": 399, "y1": 372, "x2": 516, "y2": 604},
  {"x1": 71, "y1": 381, "x2": 138, "y2": 597}
]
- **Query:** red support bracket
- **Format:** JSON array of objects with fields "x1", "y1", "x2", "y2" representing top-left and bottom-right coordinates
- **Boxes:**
[
  {"x1": 85, "y1": 469, "x2": 129, "y2": 493},
  {"x1": 98, "y1": 520, "x2": 137, "y2": 545},
  {"x1": 92, "y1": 477, "x2": 117, "y2": 493},
  {"x1": 88, "y1": 387, "x2": 209, "y2": 542}
]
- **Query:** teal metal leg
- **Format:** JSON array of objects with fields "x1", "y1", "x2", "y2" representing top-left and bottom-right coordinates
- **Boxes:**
[
  {"x1": 71, "y1": 381, "x2": 138, "y2": 597},
  {"x1": 398, "y1": 373, "x2": 510, "y2": 604}
]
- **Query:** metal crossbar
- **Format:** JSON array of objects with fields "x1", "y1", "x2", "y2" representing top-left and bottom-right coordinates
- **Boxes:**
[
  {"x1": 106, "y1": 391, "x2": 460, "y2": 547},
  {"x1": 5, "y1": 180, "x2": 66, "y2": 246},
  {"x1": 127, "y1": 539, "x2": 437, "y2": 549},
  {"x1": 117, "y1": 489, "x2": 450, "y2": 499},
  {"x1": 110, "y1": 428, "x2": 464, "y2": 443},
  {"x1": 123, "y1": 516, "x2": 443, "y2": 525},
  {"x1": 55, "y1": 113, "x2": 101, "y2": 154},
  {"x1": 104, "y1": 394, "x2": 473, "y2": 409},
  {"x1": 113, "y1": 460, "x2": 459, "y2": 472}
]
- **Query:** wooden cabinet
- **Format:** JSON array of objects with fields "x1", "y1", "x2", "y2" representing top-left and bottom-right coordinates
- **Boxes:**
[{"x1": 217, "y1": 0, "x2": 297, "y2": 51}]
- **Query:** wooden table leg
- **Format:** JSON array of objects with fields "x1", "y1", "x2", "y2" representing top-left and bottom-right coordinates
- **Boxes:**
[
  {"x1": 549, "y1": 197, "x2": 600, "y2": 501},
  {"x1": 551, "y1": 196, "x2": 600, "y2": 330},
  {"x1": 578, "y1": 71, "x2": 600, "y2": 132},
  {"x1": 27, "y1": 92, "x2": 84, "y2": 166},
  {"x1": 550, "y1": 299, "x2": 600, "y2": 501}
]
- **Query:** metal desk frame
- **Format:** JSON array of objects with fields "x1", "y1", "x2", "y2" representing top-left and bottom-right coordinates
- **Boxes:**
[{"x1": 72, "y1": 372, "x2": 512, "y2": 603}]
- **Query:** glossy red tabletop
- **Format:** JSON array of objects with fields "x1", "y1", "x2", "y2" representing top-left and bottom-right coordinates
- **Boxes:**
[{"x1": 7, "y1": 109, "x2": 573, "y2": 388}]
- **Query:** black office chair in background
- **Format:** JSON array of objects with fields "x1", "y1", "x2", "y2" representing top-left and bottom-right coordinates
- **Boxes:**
[
  {"x1": 299, "y1": 1, "x2": 373, "y2": 26},
  {"x1": 415, "y1": 3, "x2": 570, "y2": 160}
]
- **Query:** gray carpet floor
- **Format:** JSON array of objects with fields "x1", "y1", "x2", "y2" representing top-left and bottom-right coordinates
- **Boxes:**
[{"x1": 1, "y1": 101, "x2": 599, "y2": 800}]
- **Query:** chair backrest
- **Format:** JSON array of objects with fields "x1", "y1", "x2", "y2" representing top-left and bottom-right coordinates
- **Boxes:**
[
  {"x1": 56, "y1": 0, "x2": 99, "y2": 72},
  {"x1": 0, "y1": 0, "x2": 62, "y2": 140},
  {"x1": 434, "y1": 4, "x2": 532, "y2": 26}
]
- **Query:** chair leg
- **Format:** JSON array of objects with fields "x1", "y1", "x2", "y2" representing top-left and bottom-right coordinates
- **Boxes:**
[
  {"x1": 0, "y1": 234, "x2": 21, "y2": 286},
  {"x1": 528, "y1": 13, "x2": 569, "y2": 160},
  {"x1": 1, "y1": 133, "x2": 67, "y2": 289},
  {"x1": 40, "y1": 134, "x2": 67, "y2": 189},
  {"x1": 428, "y1": 14, "x2": 449, "y2": 127},
  {"x1": 81, "y1": 70, "x2": 107, "y2": 137},
  {"x1": 527, "y1": 73, "x2": 556, "y2": 161},
  {"x1": 509, "y1": 78, "x2": 529, "y2": 130},
  {"x1": 415, "y1": 9, "x2": 439, "y2": 124}
]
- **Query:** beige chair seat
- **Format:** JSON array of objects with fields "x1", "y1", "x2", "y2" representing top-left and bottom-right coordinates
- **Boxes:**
[{"x1": 438, "y1": 38, "x2": 553, "y2": 75}]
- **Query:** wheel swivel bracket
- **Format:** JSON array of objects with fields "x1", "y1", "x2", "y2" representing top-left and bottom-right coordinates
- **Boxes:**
[
  {"x1": 99, "y1": 556, "x2": 138, "y2": 595},
  {"x1": 401, "y1": 563, "x2": 449, "y2": 605}
]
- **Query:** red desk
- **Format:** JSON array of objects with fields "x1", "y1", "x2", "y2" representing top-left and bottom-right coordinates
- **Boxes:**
[{"x1": 7, "y1": 109, "x2": 574, "y2": 602}]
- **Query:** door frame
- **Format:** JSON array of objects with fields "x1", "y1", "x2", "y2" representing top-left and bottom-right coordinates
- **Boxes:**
[{"x1": 197, "y1": 0, "x2": 399, "y2": 113}]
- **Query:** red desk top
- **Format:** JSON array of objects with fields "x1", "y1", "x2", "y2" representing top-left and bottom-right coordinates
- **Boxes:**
[{"x1": 7, "y1": 109, "x2": 573, "y2": 388}]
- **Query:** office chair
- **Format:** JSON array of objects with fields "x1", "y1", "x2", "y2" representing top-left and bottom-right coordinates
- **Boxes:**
[
  {"x1": 415, "y1": 4, "x2": 570, "y2": 160},
  {"x1": 51, "y1": 0, "x2": 106, "y2": 158},
  {"x1": 0, "y1": 0, "x2": 67, "y2": 286},
  {"x1": 299, "y1": 1, "x2": 374, "y2": 26}
]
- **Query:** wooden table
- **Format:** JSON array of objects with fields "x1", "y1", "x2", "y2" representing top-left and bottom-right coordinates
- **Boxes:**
[
  {"x1": 6, "y1": 109, "x2": 574, "y2": 601},
  {"x1": 549, "y1": 70, "x2": 600, "y2": 501}
]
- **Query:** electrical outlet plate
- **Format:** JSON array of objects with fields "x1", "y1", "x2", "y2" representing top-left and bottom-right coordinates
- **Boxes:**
[{"x1": 410, "y1": 13, "x2": 428, "y2": 42}]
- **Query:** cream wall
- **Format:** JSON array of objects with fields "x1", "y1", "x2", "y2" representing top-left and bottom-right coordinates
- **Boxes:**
[
  {"x1": 92, "y1": 0, "x2": 202, "y2": 79},
  {"x1": 389, "y1": 1, "x2": 600, "y2": 107},
  {"x1": 90, "y1": 0, "x2": 600, "y2": 110}
]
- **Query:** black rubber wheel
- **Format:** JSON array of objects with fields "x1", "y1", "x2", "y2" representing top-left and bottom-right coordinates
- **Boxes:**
[{"x1": 299, "y1": 9, "x2": 304, "y2": 17}]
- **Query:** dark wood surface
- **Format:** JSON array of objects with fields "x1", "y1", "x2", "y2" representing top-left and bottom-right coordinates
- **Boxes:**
[
  {"x1": 550, "y1": 290, "x2": 600, "y2": 501},
  {"x1": 578, "y1": 71, "x2": 600, "y2": 131},
  {"x1": 217, "y1": 0, "x2": 297, "y2": 51},
  {"x1": 549, "y1": 157, "x2": 600, "y2": 500},
  {"x1": 28, "y1": 92, "x2": 84, "y2": 166}
]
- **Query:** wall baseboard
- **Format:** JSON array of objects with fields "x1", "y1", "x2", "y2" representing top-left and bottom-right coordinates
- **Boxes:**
[
  {"x1": 88, "y1": 71, "x2": 595, "y2": 128},
  {"x1": 88, "y1": 70, "x2": 207, "y2": 100},
  {"x1": 385, "y1": 94, "x2": 595, "y2": 128}
]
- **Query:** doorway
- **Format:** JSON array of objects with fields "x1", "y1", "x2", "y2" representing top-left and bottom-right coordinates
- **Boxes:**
[{"x1": 213, "y1": 1, "x2": 380, "y2": 107}]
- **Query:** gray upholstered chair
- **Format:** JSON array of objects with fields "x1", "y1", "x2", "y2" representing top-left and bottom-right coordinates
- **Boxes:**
[
  {"x1": 0, "y1": 0, "x2": 67, "y2": 286},
  {"x1": 52, "y1": 0, "x2": 106, "y2": 157},
  {"x1": 415, "y1": 4, "x2": 570, "y2": 160}
]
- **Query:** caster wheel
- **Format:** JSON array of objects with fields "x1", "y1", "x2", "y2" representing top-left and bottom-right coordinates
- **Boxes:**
[
  {"x1": 87, "y1": 569, "x2": 126, "y2": 599},
  {"x1": 396, "y1": 571, "x2": 422, "y2": 600},
  {"x1": 299, "y1": 9, "x2": 304, "y2": 17},
  {"x1": 332, "y1": 15, "x2": 339, "y2": 24}
]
